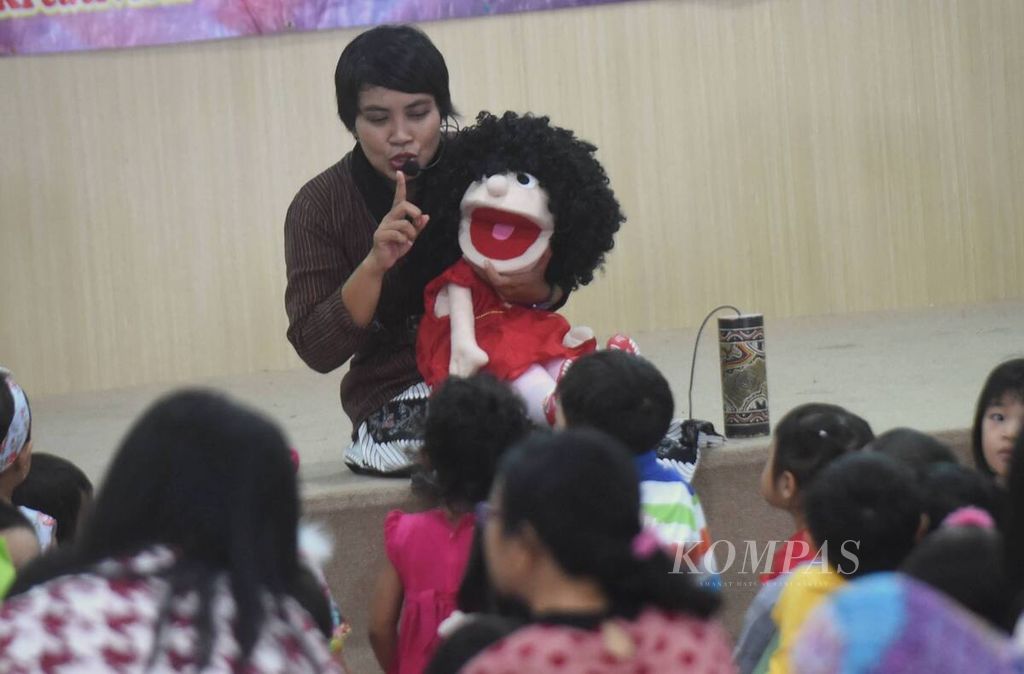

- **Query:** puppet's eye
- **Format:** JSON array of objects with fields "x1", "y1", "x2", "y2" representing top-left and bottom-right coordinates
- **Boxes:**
[{"x1": 515, "y1": 172, "x2": 538, "y2": 188}]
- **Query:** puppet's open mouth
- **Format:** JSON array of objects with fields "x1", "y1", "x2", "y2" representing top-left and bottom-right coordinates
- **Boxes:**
[{"x1": 469, "y1": 207, "x2": 542, "y2": 261}]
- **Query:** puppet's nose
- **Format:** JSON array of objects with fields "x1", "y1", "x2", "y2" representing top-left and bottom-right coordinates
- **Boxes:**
[{"x1": 485, "y1": 174, "x2": 509, "y2": 197}]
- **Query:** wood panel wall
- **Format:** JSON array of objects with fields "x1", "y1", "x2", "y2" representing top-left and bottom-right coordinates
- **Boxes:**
[{"x1": 1, "y1": 0, "x2": 1022, "y2": 396}]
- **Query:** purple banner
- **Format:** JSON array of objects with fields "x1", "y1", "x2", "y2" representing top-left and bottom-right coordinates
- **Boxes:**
[{"x1": 1, "y1": 0, "x2": 633, "y2": 56}]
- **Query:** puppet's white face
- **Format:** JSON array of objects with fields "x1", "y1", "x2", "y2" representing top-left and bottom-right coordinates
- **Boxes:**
[{"x1": 458, "y1": 172, "x2": 554, "y2": 274}]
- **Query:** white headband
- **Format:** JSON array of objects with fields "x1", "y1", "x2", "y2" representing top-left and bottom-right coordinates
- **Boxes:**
[{"x1": 1, "y1": 370, "x2": 31, "y2": 472}]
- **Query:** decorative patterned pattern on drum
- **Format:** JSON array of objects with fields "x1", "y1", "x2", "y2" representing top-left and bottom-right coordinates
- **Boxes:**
[{"x1": 718, "y1": 314, "x2": 769, "y2": 438}]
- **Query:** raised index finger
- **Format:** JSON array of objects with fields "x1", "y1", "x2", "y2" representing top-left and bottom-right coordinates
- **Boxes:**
[{"x1": 392, "y1": 170, "x2": 407, "y2": 208}]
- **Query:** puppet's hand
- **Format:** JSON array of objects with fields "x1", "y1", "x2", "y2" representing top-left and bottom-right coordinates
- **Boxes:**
[
  {"x1": 450, "y1": 340, "x2": 489, "y2": 377},
  {"x1": 474, "y1": 248, "x2": 558, "y2": 306}
]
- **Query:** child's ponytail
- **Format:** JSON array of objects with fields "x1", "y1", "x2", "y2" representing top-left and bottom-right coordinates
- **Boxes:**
[
  {"x1": 584, "y1": 529, "x2": 719, "y2": 620},
  {"x1": 496, "y1": 429, "x2": 720, "y2": 620}
]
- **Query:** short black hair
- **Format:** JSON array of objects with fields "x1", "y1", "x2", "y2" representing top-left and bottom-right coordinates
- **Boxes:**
[
  {"x1": 422, "y1": 375, "x2": 531, "y2": 509},
  {"x1": 556, "y1": 351, "x2": 673, "y2": 454},
  {"x1": 334, "y1": 24, "x2": 455, "y2": 133},
  {"x1": 919, "y1": 462, "x2": 1001, "y2": 532},
  {"x1": 901, "y1": 526, "x2": 1008, "y2": 629},
  {"x1": 805, "y1": 452, "x2": 922, "y2": 577},
  {"x1": 972, "y1": 358, "x2": 1024, "y2": 476},
  {"x1": 12, "y1": 453, "x2": 93, "y2": 545},
  {"x1": 772, "y1": 403, "x2": 874, "y2": 488},
  {"x1": 866, "y1": 428, "x2": 958, "y2": 478}
]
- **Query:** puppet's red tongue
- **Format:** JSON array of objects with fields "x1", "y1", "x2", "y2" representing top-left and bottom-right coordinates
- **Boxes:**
[
  {"x1": 491, "y1": 223, "x2": 515, "y2": 241},
  {"x1": 470, "y1": 208, "x2": 540, "y2": 260}
]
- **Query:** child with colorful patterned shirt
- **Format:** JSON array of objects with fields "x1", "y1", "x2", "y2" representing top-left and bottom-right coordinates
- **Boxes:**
[{"x1": 554, "y1": 351, "x2": 717, "y2": 582}]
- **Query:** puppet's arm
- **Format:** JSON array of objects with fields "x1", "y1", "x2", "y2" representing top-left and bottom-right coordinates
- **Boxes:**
[{"x1": 445, "y1": 284, "x2": 489, "y2": 377}]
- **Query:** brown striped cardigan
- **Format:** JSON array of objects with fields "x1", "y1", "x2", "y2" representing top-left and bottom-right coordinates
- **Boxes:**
[{"x1": 284, "y1": 152, "x2": 422, "y2": 431}]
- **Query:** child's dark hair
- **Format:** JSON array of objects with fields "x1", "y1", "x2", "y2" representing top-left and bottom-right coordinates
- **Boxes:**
[
  {"x1": 12, "y1": 453, "x2": 93, "y2": 545},
  {"x1": 334, "y1": 24, "x2": 456, "y2": 133},
  {"x1": 866, "y1": 428, "x2": 958, "y2": 478},
  {"x1": 422, "y1": 375, "x2": 531, "y2": 510},
  {"x1": 772, "y1": 403, "x2": 874, "y2": 487},
  {"x1": 1003, "y1": 430, "x2": 1024, "y2": 619},
  {"x1": 494, "y1": 429, "x2": 719, "y2": 619},
  {"x1": 425, "y1": 614, "x2": 522, "y2": 674},
  {"x1": 972, "y1": 358, "x2": 1024, "y2": 476},
  {"x1": 805, "y1": 452, "x2": 923, "y2": 577},
  {"x1": 920, "y1": 463, "x2": 1002, "y2": 532},
  {"x1": 289, "y1": 564, "x2": 334, "y2": 639},
  {"x1": 0, "y1": 373, "x2": 13, "y2": 438},
  {"x1": 456, "y1": 524, "x2": 531, "y2": 618},
  {"x1": 901, "y1": 526, "x2": 1008, "y2": 630},
  {"x1": 556, "y1": 351, "x2": 673, "y2": 454},
  {"x1": 9, "y1": 390, "x2": 315, "y2": 668},
  {"x1": 0, "y1": 499, "x2": 33, "y2": 534}
]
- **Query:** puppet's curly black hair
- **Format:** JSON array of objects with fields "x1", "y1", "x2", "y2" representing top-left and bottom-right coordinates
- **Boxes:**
[{"x1": 380, "y1": 111, "x2": 624, "y2": 331}]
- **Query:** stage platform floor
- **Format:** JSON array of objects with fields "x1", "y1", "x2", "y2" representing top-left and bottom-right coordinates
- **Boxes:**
[{"x1": 29, "y1": 299, "x2": 1024, "y2": 497}]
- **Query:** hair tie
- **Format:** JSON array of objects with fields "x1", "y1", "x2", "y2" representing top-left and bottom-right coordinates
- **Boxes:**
[
  {"x1": 941, "y1": 506, "x2": 995, "y2": 530},
  {"x1": 630, "y1": 528, "x2": 660, "y2": 560},
  {"x1": 0, "y1": 371, "x2": 30, "y2": 472}
]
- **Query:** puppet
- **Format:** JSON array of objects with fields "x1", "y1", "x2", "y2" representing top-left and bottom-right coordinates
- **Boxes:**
[{"x1": 415, "y1": 112, "x2": 627, "y2": 424}]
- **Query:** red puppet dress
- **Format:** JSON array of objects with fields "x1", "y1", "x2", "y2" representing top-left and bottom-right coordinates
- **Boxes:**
[{"x1": 416, "y1": 259, "x2": 596, "y2": 387}]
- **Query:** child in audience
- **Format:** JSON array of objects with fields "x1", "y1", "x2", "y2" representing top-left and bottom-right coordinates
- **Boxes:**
[
  {"x1": 461, "y1": 429, "x2": 732, "y2": 674},
  {"x1": 791, "y1": 573, "x2": 1019, "y2": 674},
  {"x1": 865, "y1": 427, "x2": 958, "y2": 476},
  {"x1": 759, "y1": 403, "x2": 874, "y2": 582},
  {"x1": 901, "y1": 509, "x2": 1008, "y2": 629},
  {"x1": 867, "y1": 426, "x2": 1003, "y2": 530},
  {"x1": 0, "y1": 388, "x2": 343, "y2": 672},
  {"x1": 369, "y1": 375, "x2": 530, "y2": 674},
  {"x1": 769, "y1": 452, "x2": 925, "y2": 673},
  {"x1": 735, "y1": 404, "x2": 873, "y2": 673},
  {"x1": 0, "y1": 369, "x2": 56, "y2": 551},
  {"x1": 12, "y1": 453, "x2": 93, "y2": 546},
  {"x1": 972, "y1": 358, "x2": 1024, "y2": 484},
  {"x1": 554, "y1": 350, "x2": 717, "y2": 581},
  {"x1": 1003, "y1": 429, "x2": 1024, "y2": 643},
  {"x1": 920, "y1": 462, "x2": 1002, "y2": 532},
  {"x1": 0, "y1": 501, "x2": 40, "y2": 596}
]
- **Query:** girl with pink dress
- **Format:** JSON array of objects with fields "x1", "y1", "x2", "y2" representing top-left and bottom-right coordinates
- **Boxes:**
[{"x1": 369, "y1": 374, "x2": 531, "y2": 674}]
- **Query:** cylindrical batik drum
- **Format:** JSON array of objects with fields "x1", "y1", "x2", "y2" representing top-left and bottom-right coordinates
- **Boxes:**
[{"x1": 718, "y1": 314, "x2": 769, "y2": 438}]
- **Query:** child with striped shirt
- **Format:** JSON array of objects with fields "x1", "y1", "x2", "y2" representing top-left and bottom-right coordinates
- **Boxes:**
[{"x1": 553, "y1": 350, "x2": 718, "y2": 585}]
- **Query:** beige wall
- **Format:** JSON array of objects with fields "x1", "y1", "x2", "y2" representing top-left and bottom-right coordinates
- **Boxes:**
[{"x1": 2, "y1": 0, "x2": 1022, "y2": 397}]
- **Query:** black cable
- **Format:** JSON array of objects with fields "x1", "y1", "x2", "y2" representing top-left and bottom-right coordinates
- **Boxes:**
[{"x1": 688, "y1": 305, "x2": 742, "y2": 420}]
